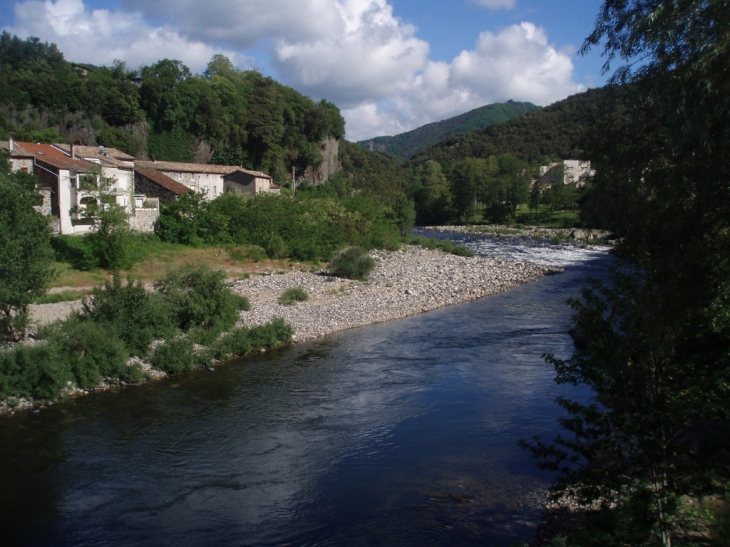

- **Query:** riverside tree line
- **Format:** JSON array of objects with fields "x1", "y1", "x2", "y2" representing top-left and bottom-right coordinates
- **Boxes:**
[{"x1": 520, "y1": 0, "x2": 730, "y2": 545}]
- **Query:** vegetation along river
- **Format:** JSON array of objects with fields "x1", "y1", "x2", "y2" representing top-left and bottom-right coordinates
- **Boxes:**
[{"x1": 0, "y1": 233, "x2": 612, "y2": 546}]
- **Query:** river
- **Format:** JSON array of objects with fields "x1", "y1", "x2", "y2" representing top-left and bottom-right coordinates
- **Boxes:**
[{"x1": 0, "y1": 234, "x2": 612, "y2": 547}]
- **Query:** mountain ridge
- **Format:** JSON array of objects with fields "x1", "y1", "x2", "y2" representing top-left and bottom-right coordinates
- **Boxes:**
[{"x1": 356, "y1": 101, "x2": 541, "y2": 159}]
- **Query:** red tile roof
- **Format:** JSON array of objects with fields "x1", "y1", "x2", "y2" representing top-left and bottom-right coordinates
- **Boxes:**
[
  {"x1": 135, "y1": 160, "x2": 271, "y2": 179},
  {"x1": 135, "y1": 168, "x2": 190, "y2": 195}
]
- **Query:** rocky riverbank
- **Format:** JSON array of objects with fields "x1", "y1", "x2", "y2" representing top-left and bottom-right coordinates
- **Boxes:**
[
  {"x1": 4, "y1": 246, "x2": 561, "y2": 415},
  {"x1": 233, "y1": 247, "x2": 562, "y2": 342},
  {"x1": 423, "y1": 224, "x2": 611, "y2": 243}
]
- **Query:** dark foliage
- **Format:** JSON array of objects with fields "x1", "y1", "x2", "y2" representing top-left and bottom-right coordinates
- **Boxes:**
[{"x1": 329, "y1": 246, "x2": 375, "y2": 280}]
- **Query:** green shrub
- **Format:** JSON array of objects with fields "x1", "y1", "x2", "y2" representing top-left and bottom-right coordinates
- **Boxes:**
[
  {"x1": 154, "y1": 265, "x2": 250, "y2": 335},
  {"x1": 279, "y1": 287, "x2": 309, "y2": 306},
  {"x1": 329, "y1": 246, "x2": 375, "y2": 280},
  {"x1": 0, "y1": 344, "x2": 70, "y2": 400},
  {"x1": 149, "y1": 337, "x2": 196, "y2": 374},
  {"x1": 51, "y1": 234, "x2": 99, "y2": 270},
  {"x1": 78, "y1": 274, "x2": 176, "y2": 356},
  {"x1": 50, "y1": 318, "x2": 140, "y2": 389}
]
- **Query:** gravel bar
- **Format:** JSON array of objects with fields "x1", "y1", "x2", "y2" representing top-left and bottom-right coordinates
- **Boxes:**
[{"x1": 233, "y1": 246, "x2": 562, "y2": 342}]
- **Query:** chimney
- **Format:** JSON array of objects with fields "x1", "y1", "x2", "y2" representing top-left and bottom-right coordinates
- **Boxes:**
[{"x1": 70, "y1": 144, "x2": 75, "y2": 159}]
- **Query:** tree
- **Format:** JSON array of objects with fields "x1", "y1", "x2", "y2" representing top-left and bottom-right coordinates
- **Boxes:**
[
  {"x1": 0, "y1": 167, "x2": 55, "y2": 342},
  {"x1": 392, "y1": 193, "x2": 416, "y2": 236},
  {"x1": 72, "y1": 165, "x2": 132, "y2": 270},
  {"x1": 522, "y1": 1, "x2": 730, "y2": 545}
]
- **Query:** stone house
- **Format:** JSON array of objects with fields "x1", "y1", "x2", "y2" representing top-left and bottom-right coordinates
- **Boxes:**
[
  {"x1": 3, "y1": 141, "x2": 158, "y2": 234},
  {"x1": 135, "y1": 160, "x2": 274, "y2": 199},
  {"x1": 134, "y1": 168, "x2": 190, "y2": 203},
  {"x1": 0, "y1": 139, "x2": 34, "y2": 173}
]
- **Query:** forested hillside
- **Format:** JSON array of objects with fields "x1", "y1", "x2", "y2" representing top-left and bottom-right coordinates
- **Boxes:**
[
  {"x1": 0, "y1": 32, "x2": 344, "y2": 183},
  {"x1": 357, "y1": 101, "x2": 540, "y2": 159},
  {"x1": 406, "y1": 87, "x2": 612, "y2": 170}
]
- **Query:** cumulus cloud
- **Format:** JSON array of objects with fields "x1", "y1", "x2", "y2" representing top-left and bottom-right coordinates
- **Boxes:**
[
  {"x1": 271, "y1": 0, "x2": 429, "y2": 105},
  {"x1": 7, "y1": 0, "x2": 244, "y2": 72},
  {"x1": 122, "y1": 0, "x2": 343, "y2": 48},
  {"x1": 343, "y1": 22, "x2": 584, "y2": 141}
]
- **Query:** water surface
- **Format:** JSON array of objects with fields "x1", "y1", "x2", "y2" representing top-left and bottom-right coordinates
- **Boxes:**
[{"x1": 0, "y1": 236, "x2": 610, "y2": 546}]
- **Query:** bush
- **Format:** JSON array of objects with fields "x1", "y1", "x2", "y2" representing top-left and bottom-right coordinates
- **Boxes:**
[
  {"x1": 78, "y1": 274, "x2": 176, "y2": 356},
  {"x1": 279, "y1": 287, "x2": 309, "y2": 306},
  {"x1": 49, "y1": 318, "x2": 141, "y2": 389},
  {"x1": 154, "y1": 265, "x2": 250, "y2": 335},
  {"x1": 329, "y1": 246, "x2": 375, "y2": 280},
  {"x1": 0, "y1": 344, "x2": 70, "y2": 400},
  {"x1": 149, "y1": 337, "x2": 196, "y2": 374},
  {"x1": 209, "y1": 319, "x2": 293, "y2": 359}
]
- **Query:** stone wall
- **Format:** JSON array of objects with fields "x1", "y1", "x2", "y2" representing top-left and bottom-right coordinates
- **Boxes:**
[
  {"x1": 129, "y1": 207, "x2": 158, "y2": 233},
  {"x1": 34, "y1": 186, "x2": 52, "y2": 216}
]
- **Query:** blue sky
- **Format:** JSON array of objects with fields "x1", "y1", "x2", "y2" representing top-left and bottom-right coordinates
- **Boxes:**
[{"x1": 1, "y1": 0, "x2": 611, "y2": 140}]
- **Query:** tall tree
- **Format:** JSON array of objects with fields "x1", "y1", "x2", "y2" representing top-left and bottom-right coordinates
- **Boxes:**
[
  {"x1": 523, "y1": 1, "x2": 730, "y2": 546},
  {"x1": 0, "y1": 166, "x2": 55, "y2": 342}
]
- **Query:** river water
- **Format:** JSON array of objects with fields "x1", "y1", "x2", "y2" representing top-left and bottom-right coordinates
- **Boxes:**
[{"x1": 0, "y1": 234, "x2": 612, "y2": 547}]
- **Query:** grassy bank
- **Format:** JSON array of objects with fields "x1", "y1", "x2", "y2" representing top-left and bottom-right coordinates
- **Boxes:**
[{"x1": 2, "y1": 265, "x2": 293, "y2": 411}]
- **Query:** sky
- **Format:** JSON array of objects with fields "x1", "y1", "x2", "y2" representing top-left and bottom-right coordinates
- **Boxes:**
[{"x1": 0, "y1": 0, "x2": 611, "y2": 141}]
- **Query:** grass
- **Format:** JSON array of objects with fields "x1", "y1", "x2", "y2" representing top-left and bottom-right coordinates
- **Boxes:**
[
  {"x1": 47, "y1": 242, "x2": 314, "y2": 291},
  {"x1": 279, "y1": 287, "x2": 309, "y2": 306},
  {"x1": 33, "y1": 290, "x2": 92, "y2": 304}
]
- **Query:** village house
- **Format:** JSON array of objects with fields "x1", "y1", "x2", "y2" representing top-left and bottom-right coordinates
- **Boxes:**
[
  {"x1": 3, "y1": 139, "x2": 277, "y2": 233},
  {"x1": 1, "y1": 140, "x2": 158, "y2": 234},
  {"x1": 134, "y1": 160, "x2": 274, "y2": 199},
  {"x1": 134, "y1": 168, "x2": 190, "y2": 204}
]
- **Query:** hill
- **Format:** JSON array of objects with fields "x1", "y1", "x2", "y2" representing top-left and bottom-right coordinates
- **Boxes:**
[
  {"x1": 357, "y1": 101, "x2": 540, "y2": 159},
  {"x1": 406, "y1": 87, "x2": 614, "y2": 169},
  {"x1": 0, "y1": 32, "x2": 344, "y2": 184}
]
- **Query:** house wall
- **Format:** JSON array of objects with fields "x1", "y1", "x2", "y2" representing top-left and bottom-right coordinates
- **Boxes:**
[
  {"x1": 9, "y1": 158, "x2": 33, "y2": 173},
  {"x1": 159, "y1": 170, "x2": 224, "y2": 200},
  {"x1": 224, "y1": 171, "x2": 272, "y2": 195}
]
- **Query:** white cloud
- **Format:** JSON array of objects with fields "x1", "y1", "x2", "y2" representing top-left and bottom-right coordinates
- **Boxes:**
[
  {"x1": 343, "y1": 22, "x2": 584, "y2": 141},
  {"x1": 474, "y1": 0, "x2": 517, "y2": 9},
  {"x1": 271, "y1": 0, "x2": 430, "y2": 105},
  {"x1": 122, "y1": 0, "x2": 343, "y2": 48},
  {"x1": 7, "y1": 0, "x2": 245, "y2": 72}
]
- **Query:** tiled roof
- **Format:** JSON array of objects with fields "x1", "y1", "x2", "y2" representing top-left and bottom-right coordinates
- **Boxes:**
[
  {"x1": 135, "y1": 160, "x2": 271, "y2": 179},
  {"x1": 0, "y1": 141, "x2": 33, "y2": 157},
  {"x1": 54, "y1": 144, "x2": 136, "y2": 162},
  {"x1": 135, "y1": 168, "x2": 190, "y2": 195},
  {"x1": 135, "y1": 160, "x2": 239, "y2": 175},
  {"x1": 35, "y1": 156, "x2": 92, "y2": 171},
  {"x1": 15, "y1": 141, "x2": 75, "y2": 160}
]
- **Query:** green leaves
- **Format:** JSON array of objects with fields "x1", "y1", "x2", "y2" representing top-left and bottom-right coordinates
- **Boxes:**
[{"x1": 0, "y1": 169, "x2": 55, "y2": 342}]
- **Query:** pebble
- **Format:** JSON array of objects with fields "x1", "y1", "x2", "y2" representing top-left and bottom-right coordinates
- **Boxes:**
[{"x1": 233, "y1": 246, "x2": 562, "y2": 343}]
